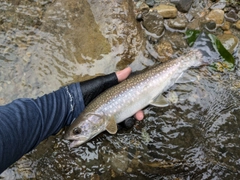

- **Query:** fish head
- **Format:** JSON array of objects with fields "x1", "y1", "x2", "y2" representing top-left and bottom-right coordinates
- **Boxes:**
[{"x1": 64, "y1": 112, "x2": 106, "y2": 148}]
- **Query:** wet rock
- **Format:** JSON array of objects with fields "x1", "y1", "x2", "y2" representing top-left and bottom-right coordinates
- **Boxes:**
[
  {"x1": 167, "y1": 16, "x2": 188, "y2": 30},
  {"x1": 210, "y1": 2, "x2": 226, "y2": 10},
  {"x1": 145, "y1": 0, "x2": 155, "y2": 7},
  {"x1": 205, "y1": 20, "x2": 216, "y2": 31},
  {"x1": 225, "y1": 9, "x2": 238, "y2": 23},
  {"x1": 150, "y1": 4, "x2": 177, "y2": 18},
  {"x1": 136, "y1": 13, "x2": 143, "y2": 21},
  {"x1": 205, "y1": 9, "x2": 224, "y2": 25},
  {"x1": 235, "y1": 20, "x2": 240, "y2": 30},
  {"x1": 170, "y1": 0, "x2": 193, "y2": 13},
  {"x1": 91, "y1": 1, "x2": 145, "y2": 71},
  {"x1": 217, "y1": 34, "x2": 239, "y2": 54},
  {"x1": 155, "y1": 41, "x2": 173, "y2": 62},
  {"x1": 142, "y1": 12, "x2": 164, "y2": 36}
]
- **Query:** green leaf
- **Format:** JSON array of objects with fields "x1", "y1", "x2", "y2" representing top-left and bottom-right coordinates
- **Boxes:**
[
  {"x1": 185, "y1": 30, "x2": 201, "y2": 47},
  {"x1": 185, "y1": 30, "x2": 235, "y2": 71},
  {"x1": 208, "y1": 33, "x2": 235, "y2": 70}
]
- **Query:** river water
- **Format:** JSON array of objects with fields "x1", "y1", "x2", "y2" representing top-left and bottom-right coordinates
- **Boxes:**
[{"x1": 1, "y1": 0, "x2": 240, "y2": 179}]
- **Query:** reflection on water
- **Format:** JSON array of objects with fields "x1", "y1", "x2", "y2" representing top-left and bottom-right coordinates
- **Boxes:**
[{"x1": 1, "y1": 0, "x2": 240, "y2": 179}]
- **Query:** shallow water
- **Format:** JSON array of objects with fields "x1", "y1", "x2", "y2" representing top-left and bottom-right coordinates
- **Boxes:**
[{"x1": 1, "y1": 0, "x2": 240, "y2": 179}]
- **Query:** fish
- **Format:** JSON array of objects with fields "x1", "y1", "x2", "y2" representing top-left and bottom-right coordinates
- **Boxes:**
[{"x1": 64, "y1": 33, "x2": 220, "y2": 148}]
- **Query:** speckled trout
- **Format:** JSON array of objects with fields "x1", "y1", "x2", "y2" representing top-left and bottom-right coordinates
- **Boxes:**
[{"x1": 64, "y1": 47, "x2": 220, "y2": 148}]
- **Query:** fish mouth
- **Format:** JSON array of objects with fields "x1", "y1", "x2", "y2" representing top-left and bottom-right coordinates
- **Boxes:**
[
  {"x1": 69, "y1": 140, "x2": 85, "y2": 148},
  {"x1": 64, "y1": 135, "x2": 89, "y2": 148}
]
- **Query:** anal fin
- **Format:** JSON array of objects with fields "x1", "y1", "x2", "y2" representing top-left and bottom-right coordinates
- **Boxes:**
[{"x1": 150, "y1": 94, "x2": 169, "y2": 107}]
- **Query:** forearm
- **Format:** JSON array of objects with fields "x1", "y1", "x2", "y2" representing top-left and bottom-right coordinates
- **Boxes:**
[{"x1": 0, "y1": 83, "x2": 85, "y2": 173}]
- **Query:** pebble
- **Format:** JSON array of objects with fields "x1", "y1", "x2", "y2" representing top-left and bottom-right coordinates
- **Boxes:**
[
  {"x1": 142, "y1": 12, "x2": 165, "y2": 36},
  {"x1": 225, "y1": 9, "x2": 238, "y2": 23},
  {"x1": 167, "y1": 16, "x2": 188, "y2": 30},
  {"x1": 221, "y1": 21, "x2": 231, "y2": 31},
  {"x1": 155, "y1": 41, "x2": 173, "y2": 62},
  {"x1": 150, "y1": 4, "x2": 178, "y2": 18},
  {"x1": 235, "y1": 20, "x2": 240, "y2": 30},
  {"x1": 126, "y1": 167, "x2": 133, "y2": 173},
  {"x1": 217, "y1": 34, "x2": 239, "y2": 54},
  {"x1": 170, "y1": 0, "x2": 193, "y2": 13},
  {"x1": 224, "y1": 30, "x2": 232, "y2": 34},
  {"x1": 161, "y1": 33, "x2": 187, "y2": 49},
  {"x1": 136, "y1": 13, "x2": 143, "y2": 21},
  {"x1": 210, "y1": 2, "x2": 226, "y2": 10},
  {"x1": 187, "y1": 18, "x2": 201, "y2": 30},
  {"x1": 136, "y1": 2, "x2": 149, "y2": 13},
  {"x1": 145, "y1": 0, "x2": 155, "y2": 7},
  {"x1": 205, "y1": 20, "x2": 216, "y2": 31},
  {"x1": 205, "y1": 9, "x2": 225, "y2": 24}
]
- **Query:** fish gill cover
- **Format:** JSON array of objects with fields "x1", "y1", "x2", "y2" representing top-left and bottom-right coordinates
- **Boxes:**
[{"x1": 185, "y1": 29, "x2": 235, "y2": 71}]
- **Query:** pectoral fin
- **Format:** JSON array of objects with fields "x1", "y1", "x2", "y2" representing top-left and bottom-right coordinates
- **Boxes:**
[
  {"x1": 106, "y1": 116, "x2": 118, "y2": 134},
  {"x1": 150, "y1": 94, "x2": 169, "y2": 107}
]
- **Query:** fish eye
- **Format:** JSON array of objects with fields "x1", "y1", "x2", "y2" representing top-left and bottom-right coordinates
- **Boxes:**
[{"x1": 73, "y1": 127, "x2": 82, "y2": 135}]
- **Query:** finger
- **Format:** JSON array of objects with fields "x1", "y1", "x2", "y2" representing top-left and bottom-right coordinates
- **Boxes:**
[
  {"x1": 116, "y1": 67, "x2": 132, "y2": 82},
  {"x1": 134, "y1": 110, "x2": 144, "y2": 121}
]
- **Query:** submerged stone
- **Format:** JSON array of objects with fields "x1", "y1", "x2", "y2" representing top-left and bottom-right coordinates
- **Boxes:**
[
  {"x1": 167, "y1": 16, "x2": 188, "y2": 30},
  {"x1": 235, "y1": 20, "x2": 240, "y2": 30},
  {"x1": 41, "y1": 0, "x2": 111, "y2": 62},
  {"x1": 170, "y1": 0, "x2": 193, "y2": 13},
  {"x1": 205, "y1": 9, "x2": 224, "y2": 25},
  {"x1": 145, "y1": 0, "x2": 155, "y2": 7},
  {"x1": 155, "y1": 41, "x2": 173, "y2": 62},
  {"x1": 217, "y1": 34, "x2": 239, "y2": 54},
  {"x1": 205, "y1": 20, "x2": 217, "y2": 31}
]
